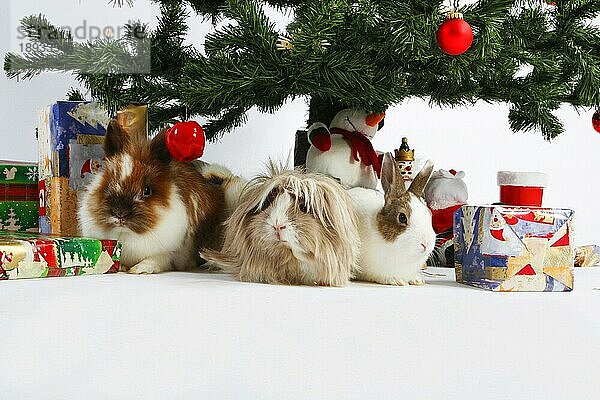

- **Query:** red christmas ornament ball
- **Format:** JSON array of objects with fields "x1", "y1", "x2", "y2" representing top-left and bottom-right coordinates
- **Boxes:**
[
  {"x1": 165, "y1": 121, "x2": 206, "y2": 162},
  {"x1": 593, "y1": 110, "x2": 600, "y2": 133},
  {"x1": 436, "y1": 13, "x2": 474, "y2": 56}
]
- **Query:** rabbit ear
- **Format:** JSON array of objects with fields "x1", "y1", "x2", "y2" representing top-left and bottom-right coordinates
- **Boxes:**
[
  {"x1": 381, "y1": 152, "x2": 405, "y2": 196},
  {"x1": 104, "y1": 120, "x2": 128, "y2": 157},
  {"x1": 409, "y1": 160, "x2": 434, "y2": 197},
  {"x1": 149, "y1": 129, "x2": 172, "y2": 164}
]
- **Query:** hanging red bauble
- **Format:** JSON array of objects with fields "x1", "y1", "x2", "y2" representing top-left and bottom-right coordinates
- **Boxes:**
[
  {"x1": 593, "y1": 110, "x2": 600, "y2": 133},
  {"x1": 165, "y1": 121, "x2": 206, "y2": 162},
  {"x1": 436, "y1": 12, "x2": 474, "y2": 56}
]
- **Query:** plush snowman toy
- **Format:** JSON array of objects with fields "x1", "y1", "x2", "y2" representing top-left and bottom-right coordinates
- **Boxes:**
[{"x1": 305, "y1": 108, "x2": 385, "y2": 189}]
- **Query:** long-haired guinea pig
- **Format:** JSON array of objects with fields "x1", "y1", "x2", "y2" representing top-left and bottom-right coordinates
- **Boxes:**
[
  {"x1": 78, "y1": 120, "x2": 240, "y2": 274},
  {"x1": 201, "y1": 165, "x2": 361, "y2": 286}
]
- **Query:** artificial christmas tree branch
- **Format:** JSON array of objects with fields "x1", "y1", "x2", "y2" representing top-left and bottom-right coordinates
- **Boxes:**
[{"x1": 4, "y1": 0, "x2": 600, "y2": 140}]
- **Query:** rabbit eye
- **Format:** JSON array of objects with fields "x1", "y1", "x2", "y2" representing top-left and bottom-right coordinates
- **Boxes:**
[
  {"x1": 143, "y1": 185, "x2": 153, "y2": 198},
  {"x1": 398, "y1": 213, "x2": 408, "y2": 224}
]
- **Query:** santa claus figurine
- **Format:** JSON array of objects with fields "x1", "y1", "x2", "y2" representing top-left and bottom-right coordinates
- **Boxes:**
[
  {"x1": 424, "y1": 169, "x2": 468, "y2": 233},
  {"x1": 424, "y1": 169, "x2": 468, "y2": 266}
]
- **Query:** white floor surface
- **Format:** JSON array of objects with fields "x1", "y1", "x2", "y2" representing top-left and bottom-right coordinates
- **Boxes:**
[{"x1": 1, "y1": 267, "x2": 599, "y2": 400}]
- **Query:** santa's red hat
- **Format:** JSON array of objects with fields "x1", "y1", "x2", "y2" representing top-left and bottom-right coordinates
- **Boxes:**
[
  {"x1": 80, "y1": 159, "x2": 92, "y2": 177},
  {"x1": 497, "y1": 171, "x2": 548, "y2": 207}
]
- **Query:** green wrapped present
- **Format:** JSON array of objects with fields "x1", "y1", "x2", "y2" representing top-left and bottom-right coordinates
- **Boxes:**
[
  {"x1": 0, "y1": 231, "x2": 121, "y2": 280},
  {"x1": 0, "y1": 160, "x2": 39, "y2": 233}
]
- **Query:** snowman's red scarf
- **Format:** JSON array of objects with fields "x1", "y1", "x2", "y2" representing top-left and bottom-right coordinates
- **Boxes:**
[{"x1": 329, "y1": 127, "x2": 381, "y2": 178}]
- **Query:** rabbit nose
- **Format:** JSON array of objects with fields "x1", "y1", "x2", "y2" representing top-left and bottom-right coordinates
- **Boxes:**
[
  {"x1": 112, "y1": 208, "x2": 131, "y2": 219},
  {"x1": 109, "y1": 196, "x2": 133, "y2": 219},
  {"x1": 110, "y1": 204, "x2": 132, "y2": 219}
]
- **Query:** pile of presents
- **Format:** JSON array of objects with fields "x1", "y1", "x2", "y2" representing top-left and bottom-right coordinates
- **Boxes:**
[{"x1": 0, "y1": 101, "x2": 146, "y2": 280}]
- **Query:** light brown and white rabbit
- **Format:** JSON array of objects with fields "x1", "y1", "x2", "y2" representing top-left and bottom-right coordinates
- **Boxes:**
[
  {"x1": 201, "y1": 165, "x2": 361, "y2": 286},
  {"x1": 79, "y1": 120, "x2": 241, "y2": 274},
  {"x1": 348, "y1": 154, "x2": 435, "y2": 285}
]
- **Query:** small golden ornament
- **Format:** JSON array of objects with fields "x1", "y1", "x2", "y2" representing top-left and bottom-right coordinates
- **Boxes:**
[{"x1": 276, "y1": 35, "x2": 293, "y2": 51}]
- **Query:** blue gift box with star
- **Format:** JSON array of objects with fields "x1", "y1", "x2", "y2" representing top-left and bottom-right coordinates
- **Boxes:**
[{"x1": 37, "y1": 102, "x2": 110, "y2": 235}]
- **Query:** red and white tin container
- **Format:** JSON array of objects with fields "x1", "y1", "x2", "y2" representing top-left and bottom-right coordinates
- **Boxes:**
[{"x1": 497, "y1": 171, "x2": 549, "y2": 207}]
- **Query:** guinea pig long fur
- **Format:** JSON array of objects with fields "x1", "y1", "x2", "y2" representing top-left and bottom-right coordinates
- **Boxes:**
[{"x1": 202, "y1": 166, "x2": 361, "y2": 286}]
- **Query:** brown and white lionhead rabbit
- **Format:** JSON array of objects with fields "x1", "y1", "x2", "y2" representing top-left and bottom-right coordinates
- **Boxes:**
[
  {"x1": 201, "y1": 165, "x2": 361, "y2": 286},
  {"x1": 79, "y1": 120, "x2": 243, "y2": 274}
]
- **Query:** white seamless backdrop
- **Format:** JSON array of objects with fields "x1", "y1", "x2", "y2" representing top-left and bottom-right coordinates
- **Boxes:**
[{"x1": 1, "y1": 1, "x2": 598, "y2": 244}]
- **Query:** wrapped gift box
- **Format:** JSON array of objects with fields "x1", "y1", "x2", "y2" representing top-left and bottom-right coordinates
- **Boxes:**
[
  {"x1": 37, "y1": 102, "x2": 147, "y2": 235},
  {"x1": 454, "y1": 205, "x2": 574, "y2": 292},
  {"x1": 0, "y1": 161, "x2": 39, "y2": 233},
  {"x1": 37, "y1": 101, "x2": 111, "y2": 235},
  {"x1": 0, "y1": 231, "x2": 121, "y2": 280},
  {"x1": 575, "y1": 245, "x2": 600, "y2": 267}
]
